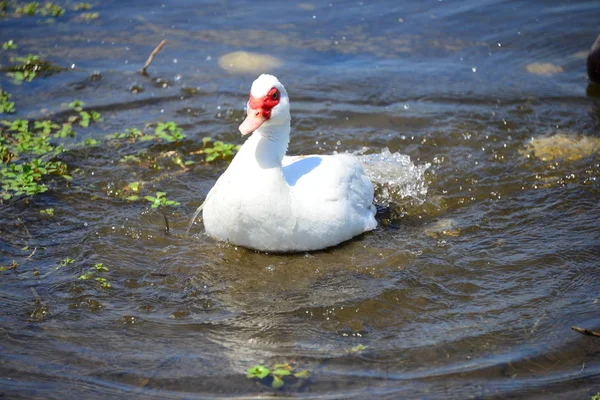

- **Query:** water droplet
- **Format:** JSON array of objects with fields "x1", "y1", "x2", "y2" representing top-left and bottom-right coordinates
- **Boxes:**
[{"x1": 472, "y1": 67, "x2": 477, "y2": 73}]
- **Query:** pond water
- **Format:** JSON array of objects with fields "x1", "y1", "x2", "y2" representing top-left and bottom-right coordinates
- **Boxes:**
[{"x1": 1, "y1": 0, "x2": 600, "y2": 398}]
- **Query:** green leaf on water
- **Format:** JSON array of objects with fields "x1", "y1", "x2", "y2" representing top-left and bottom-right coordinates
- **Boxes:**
[
  {"x1": 272, "y1": 369, "x2": 291, "y2": 376},
  {"x1": 294, "y1": 369, "x2": 310, "y2": 378},
  {"x1": 78, "y1": 271, "x2": 94, "y2": 280},
  {"x1": 271, "y1": 376, "x2": 284, "y2": 389},
  {"x1": 350, "y1": 344, "x2": 368, "y2": 353},
  {"x1": 246, "y1": 365, "x2": 270, "y2": 379},
  {"x1": 93, "y1": 263, "x2": 108, "y2": 272}
]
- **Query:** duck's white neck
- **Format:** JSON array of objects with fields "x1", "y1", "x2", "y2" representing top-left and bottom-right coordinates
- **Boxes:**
[{"x1": 247, "y1": 121, "x2": 291, "y2": 169}]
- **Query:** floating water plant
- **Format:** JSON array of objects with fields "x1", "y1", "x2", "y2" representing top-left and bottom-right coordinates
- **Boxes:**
[
  {"x1": 196, "y1": 136, "x2": 241, "y2": 162},
  {"x1": 0, "y1": 260, "x2": 18, "y2": 272},
  {"x1": 107, "y1": 122, "x2": 185, "y2": 144},
  {"x1": 15, "y1": 2, "x2": 64, "y2": 17},
  {"x1": 144, "y1": 191, "x2": 180, "y2": 208},
  {"x1": 246, "y1": 363, "x2": 309, "y2": 389},
  {"x1": 0, "y1": 98, "x2": 102, "y2": 201},
  {"x1": 0, "y1": 89, "x2": 15, "y2": 113},
  {"x1": 59, "y1": 257, "x2": 74, "y2": 267},
  {"x1": 153, "y1": 121, "x2": 186, "y2": 143},
  {"x1": 3, "y1": 54, "x2": 65, "y2": 83},
  {"x1": 78, "y1": 263, "x2": 110, "y2": 288},
  {"x1": 78, "y1": 11, "x2": 98, "y2": 21},
  {"x1": 73, "y1": 2, "x2": 92, "y2": 11},
  {"x1": 2, "y1": 40, "x2": 17, "y2": 50},
  {"x1": 349, "y1": 344, "x2": 369, "y2": 353},
  {"x1": 15, "y1": 2, "x2": 38, "y2": 15},
  {"x1": 40, "y1": 207, "x2": 54, "y2": 216}
]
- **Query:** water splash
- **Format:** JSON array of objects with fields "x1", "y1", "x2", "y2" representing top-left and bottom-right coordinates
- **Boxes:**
[{"x1": 356, "y1": 148, "x2": 430, "y2": 207}]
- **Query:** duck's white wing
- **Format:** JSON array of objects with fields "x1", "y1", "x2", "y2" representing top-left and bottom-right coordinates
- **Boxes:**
[{"x1": 283, "y1": 154, "x2": 377, "y2": 231}]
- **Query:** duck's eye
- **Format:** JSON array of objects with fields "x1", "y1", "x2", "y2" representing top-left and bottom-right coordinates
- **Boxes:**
[{"x1": 271, "y1": 91, "x2": 279, "y2": 100}]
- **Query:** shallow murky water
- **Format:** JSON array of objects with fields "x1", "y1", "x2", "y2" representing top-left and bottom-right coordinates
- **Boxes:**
[{"x1": 1, "y1": 1, "x2": 600, "y2": 399}]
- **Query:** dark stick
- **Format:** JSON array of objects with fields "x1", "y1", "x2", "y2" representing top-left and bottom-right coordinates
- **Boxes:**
[
  {"x1": 572, "y1": 326, "x2": 600, "y2": 338},
  {"x1": 162, "y1": 212, "x2": 170, "y2": 234},
  {"x1": 141, "y1": 39, "x2": 167, "y2": 74}
]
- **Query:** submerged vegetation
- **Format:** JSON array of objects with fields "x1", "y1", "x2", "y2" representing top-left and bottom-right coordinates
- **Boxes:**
[
  {"x1": 78, "y1": 263, "x2": 111, "y2": 288},
  {"x1": 144, "y1": 191, "x2": 180, "y2": 208},
  {"x1": 196, "y1": 136, "x2": 241, "y2": 162},
  {"x1": 247, "y1": 363, "x2": 310, "y2": 389},
  {"x1": 2, "y1": 1, "x2": 97, "y2": 20},
  {"x1": 0, "y1": 88, "x2": 15, "y2": 113}
]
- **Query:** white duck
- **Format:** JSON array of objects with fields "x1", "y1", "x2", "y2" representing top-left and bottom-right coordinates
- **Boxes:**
[{"x1": 193, "y1": 74, "x2": 376, "y2": 252}]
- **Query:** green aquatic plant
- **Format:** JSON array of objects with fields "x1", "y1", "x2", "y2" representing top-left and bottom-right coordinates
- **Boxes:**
[
  {"x1": 0, "y1": 260, "x2": 18, "y2": 272},
  {"x1": 15, "y1": 2, "x2": 38, "y2": 15},
  {"x1": 154, "y1": 121, "x2": 186, "y2": 143},
  {"x1": 77, "y1": 110, "x2": 102, "y2": 127},
  {"x1": 39, "y1": 2, "x2": 64, "y2": 17},
  {"x1": 591, "y1": 393, "x2": 600, "y2": 400},
  {"x1": 123, "y1": 181, "x2": 141, "y2": 201},
  {"x1": 67, "y1": 99, "x2": 85, "y2": 111},
  {"x1": 0, "y1": 99, "x2": 102, "y2": 201},
  {"x1": 350, "y1": 344, "x2": 369, "y2": 353},
  {"x1": 0, "y1": 89, "x2": 15, "y2": 114},
  {"x1": 40, "y1": 207, "x2": 54, "y2": 216},
  {"x1": 144, "y1": 191, "x2": 180, "y2": 208},
  {"x1": 93, "y1": 262, "x2": 108, "y2": 272},
  {"x1": 199, "y1": 136, "x2": 241, "y2": 162},
  {"x1": 95, "y1": 276, "x2": 110, "y2": 288},
  {"x1": 59, "y1": 257, "x2": 74, "y2": 267},
  {"x1": 8, "y1": 69, "x2": 36, "y2": 83},
  {"x1": 2, "y1": 40, "x2": 17, "y2": 50},
  {"x1": 246, "y1": 363, "x2": 309, "y2": 389},
  {"x1": 78, "y1": 11, "x2": 98, "y2": 21},
  {"x1": 4, "y1": 54, "x2": 65, "y2": 83},
  {"x1": 73, "y1": 2, "x2": 92, "y2": 11},
  {"x1": 14, "y1": 2, "x2": 64, "y2": 17},
  {"x1": 78, "y1": 263, "x2": 110, "y2": 288},
  {"x1": 107, "y1": 122, "x2": 185, "y2": 144}
]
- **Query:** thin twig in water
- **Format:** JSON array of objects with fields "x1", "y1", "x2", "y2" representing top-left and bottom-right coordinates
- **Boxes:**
[
  {"x1": 17, "y1": 217, "x2": 32, "y2": 239},
  {"x1": 571, "y1": 326, "x2": 600, "y2": 338},
  {"x1": 30, "y1": 287, "x2": 42, "y2": 304},
  {"x1": 141, "y1": 39, "x2": 167, "y2": 74},
  {"x1": 26, "y1": 246, "x2": 37, "y2": 259},
  {"x1": 162, "y1": 212, "x2": 170, "y2": 234}
]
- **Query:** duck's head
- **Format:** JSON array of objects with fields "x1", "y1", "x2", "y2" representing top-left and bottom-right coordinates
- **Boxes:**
[{"x1": 239, "y1": 74, "x2": 290, "y2": 136}]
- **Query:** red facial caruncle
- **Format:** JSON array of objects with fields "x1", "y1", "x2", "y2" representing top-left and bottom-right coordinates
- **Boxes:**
[{"x1": 239, "y1": 87, "x2": 281, "y2": 135}]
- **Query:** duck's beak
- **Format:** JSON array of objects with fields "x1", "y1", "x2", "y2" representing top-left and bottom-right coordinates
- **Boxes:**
[{"x1": 239, "y1": 106, "x2": 266, "y2": 136}]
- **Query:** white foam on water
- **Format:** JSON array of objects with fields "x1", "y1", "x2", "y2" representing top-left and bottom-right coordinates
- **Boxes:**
[{"x1": 355, "y1": 147, "x2": 430, "y2": 207}]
